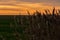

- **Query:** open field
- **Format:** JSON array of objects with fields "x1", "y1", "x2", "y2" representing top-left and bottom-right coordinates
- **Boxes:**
[{"x1": 0, "y1": 15, "x2": 59, "y2": 40}]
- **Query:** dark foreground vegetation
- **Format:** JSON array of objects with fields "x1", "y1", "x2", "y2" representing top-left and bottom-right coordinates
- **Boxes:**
[{"x1": 0, "y1": 8, "x2": 60, "y2": 40}]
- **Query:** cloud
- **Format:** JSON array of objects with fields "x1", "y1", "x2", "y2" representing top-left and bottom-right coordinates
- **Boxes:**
[
  {"x1": 0, "y1": 0, "x2": 60, "y2": 6},
  {"x1": 0, "y1": 0, "x2": 60, "y2": 15},
  {"x1": 18, "y1": 0, "x2": 60, "y2": 3}
]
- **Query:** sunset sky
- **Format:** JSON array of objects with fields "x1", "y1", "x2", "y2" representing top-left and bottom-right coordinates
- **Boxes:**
[{"x1": 0, "y1": 0, "x2": 60, "y2": 15}]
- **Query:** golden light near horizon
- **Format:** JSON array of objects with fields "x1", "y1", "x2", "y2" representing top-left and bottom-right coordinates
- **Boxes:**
[{"x1": 0, "y1": 0, "x2": 60, "y2": 15}]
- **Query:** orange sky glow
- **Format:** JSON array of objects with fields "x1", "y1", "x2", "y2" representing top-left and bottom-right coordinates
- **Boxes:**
[{"x1": 0, "y1": 1, "x2": 60, "y2": 15}]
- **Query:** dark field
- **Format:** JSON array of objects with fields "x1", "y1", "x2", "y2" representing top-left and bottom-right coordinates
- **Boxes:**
[
  {"x1": 0, "y1": 9, "x2": 60, "y2": 40},
  {"x1": 0, "y1": 15, "x2": 60, "y2": 40}
]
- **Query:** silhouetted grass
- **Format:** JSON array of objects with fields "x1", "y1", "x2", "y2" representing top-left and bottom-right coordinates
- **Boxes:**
[{"x1": 0, "y1": 8, "x2": 60, "y2": 40}]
